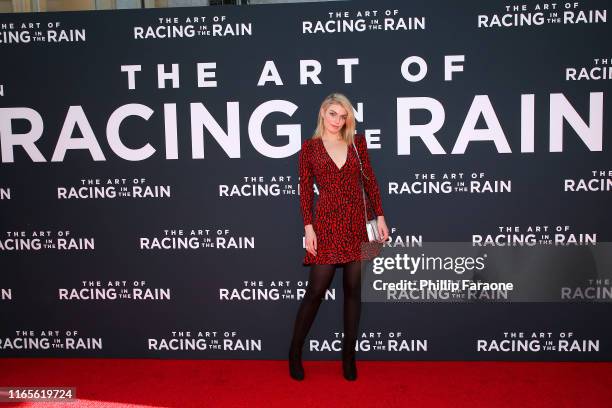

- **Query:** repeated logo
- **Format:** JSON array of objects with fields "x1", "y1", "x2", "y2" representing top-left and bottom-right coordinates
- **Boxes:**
[
  {"x1": 133, "y1": 14, "x2": 253, "y2": 40},
  {"x1": 566, "y1": 57, "x2": 612, "y2": 81},
  {"x1": 564, "y1": 170, "x2": 612, "y2": 192},
  {"x1": 375, "y1": 278, "x2": 515, "y2": 302},
  {"x1": 302, "y1": 7, "x2": 426, "y2": 34},
  {"x1": 147, "y1": 330, "x2": 262, "y2": 352},
  {"x1": 477, "y1": 3, "x2": 607, "y2": 28},
  {"x1": 58, "y1": 280, "x2": 170, "y2": 301},
  {"x1": 389, "y1": 172, "x2": 511, "y2": 195},
  {"x1": 561, "y1": 278, "x2": 612, "y2": 301},
  {"x1": 0, "y1": 330, "x2": 103, "y2": 351},
  {"x1": 58, "y1": 178, "x2": 171, "y2": 199},
  {"x1": 477, "y1": 331, "x2": 599, "y2": 353},
  {"x1": 0, "y1": 230, "x2": 95, "y2": 251},
  {"x1": 310, "y1": 331, "x2": 428, "y2": 353},
  {"x1": 219, "y1": 175, "x2": 294, "y2": 197},
  {"x1": 0, "y1": 20, "x2": 87, "y2": 45},
  {"x1": 219, "y1": 279, "x2": 336, "y2": 302},
  {"x1": 472, "y1": 224, "x2": 597, "y2": 247},
  {"x1": 139, "y1": 227, "x2": 254, "y2": 250}
]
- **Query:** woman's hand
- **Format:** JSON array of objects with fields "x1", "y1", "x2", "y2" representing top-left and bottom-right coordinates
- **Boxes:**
[
  {"x1": 376, "y1": 216, "x2": 389, "y2": 243},
  {"x1": 305, "y1": 224, "x2": 317, "y2": 257}
]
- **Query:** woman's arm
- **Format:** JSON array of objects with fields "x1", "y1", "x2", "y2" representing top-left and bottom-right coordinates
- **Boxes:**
[
  {"x1": 299, "y1": 140, "x2": 314, "y2": 227},
  {"x1": 356, "y1": 134, "x2": 384, "y2": 217}
]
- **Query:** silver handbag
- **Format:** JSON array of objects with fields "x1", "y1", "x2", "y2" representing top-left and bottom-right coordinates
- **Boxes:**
[{"x1": 352, "y1": 139, "x2": 380, "y2": 242}]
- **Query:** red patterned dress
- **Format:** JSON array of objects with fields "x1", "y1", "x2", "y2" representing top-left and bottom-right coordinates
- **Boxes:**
[{"x1": 299, "y1": 133, "x2": 384, "y2": 265}]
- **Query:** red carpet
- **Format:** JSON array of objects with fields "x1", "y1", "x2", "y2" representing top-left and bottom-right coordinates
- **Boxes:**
[{"x1": 1, "y1": 358, "x2": 611, "y2": 407}]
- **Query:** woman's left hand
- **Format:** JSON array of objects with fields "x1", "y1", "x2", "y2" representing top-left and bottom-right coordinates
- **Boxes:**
[{"x1": 376, "y1": 216, "x2": 389, "y2": 243}]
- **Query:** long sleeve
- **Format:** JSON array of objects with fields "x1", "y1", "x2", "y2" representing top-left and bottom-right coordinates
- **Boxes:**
[
  {"x1": 356, "y1": 134, "x2": 384, "y2": 217},
  {"x1": 299, "y1": 140, "x2": 314, "y2": 226}
]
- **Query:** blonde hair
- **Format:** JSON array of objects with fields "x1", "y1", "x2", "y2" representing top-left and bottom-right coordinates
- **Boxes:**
[{"x1": 312, "y1": 93, "x2": 357, "y2": 144}]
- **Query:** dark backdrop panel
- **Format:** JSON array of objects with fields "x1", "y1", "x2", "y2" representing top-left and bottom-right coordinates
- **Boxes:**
[{"x1": 0, "y1": 0, "x2": 611, "y2": 360}]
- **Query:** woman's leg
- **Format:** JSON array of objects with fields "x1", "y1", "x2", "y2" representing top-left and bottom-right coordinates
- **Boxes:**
[
  {"x1": 288, "y1": 263, "x2": 336, "y2": 380},
  {"x1": 341, "y1": 260, "x2": 362, "y2": 380}
]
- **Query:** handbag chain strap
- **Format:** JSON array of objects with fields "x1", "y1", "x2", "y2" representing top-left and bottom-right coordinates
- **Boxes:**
[{"x1": 352, "y1": 139, "x2": 370, "y2": 223}]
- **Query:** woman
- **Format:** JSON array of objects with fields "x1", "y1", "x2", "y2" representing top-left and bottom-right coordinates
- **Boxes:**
[{"x1": 289, "y1": 93, "x2": 389, "y2": 381}]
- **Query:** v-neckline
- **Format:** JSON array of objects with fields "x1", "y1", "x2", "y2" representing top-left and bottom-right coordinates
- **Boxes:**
[{"x1": 319, "y1": 137, "x2": 349, "y2": 171}]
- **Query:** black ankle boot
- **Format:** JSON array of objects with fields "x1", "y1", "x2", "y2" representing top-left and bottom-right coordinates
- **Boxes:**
[
  {"x1": 288, "y1": 347, "x2": 304, "y2": 381},
  {"x1": 342, "y1": 353, "x2": 357, "y2": 381},
  {"x1": 342, "y1": 342, "x2": 357, "y2": 381}
]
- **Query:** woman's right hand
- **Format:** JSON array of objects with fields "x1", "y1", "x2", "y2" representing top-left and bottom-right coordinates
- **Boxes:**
[{"x1": 305, "y1": 225, "x2": 317, "y2": 257}]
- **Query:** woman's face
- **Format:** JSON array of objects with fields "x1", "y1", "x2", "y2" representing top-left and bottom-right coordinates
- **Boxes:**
[{"x1": 321, "y1": 103, "x2": 348, "y2": 137}]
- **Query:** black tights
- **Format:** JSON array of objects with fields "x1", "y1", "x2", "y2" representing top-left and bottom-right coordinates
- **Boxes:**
[{"x1": 289, "y1": 260, "x2": 362, "y2": 359}]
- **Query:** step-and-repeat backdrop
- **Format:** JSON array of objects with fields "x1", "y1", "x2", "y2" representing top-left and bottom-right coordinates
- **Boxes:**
[{"x1": 1, "y1": 0, "x2": 611, "y2": 360}]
